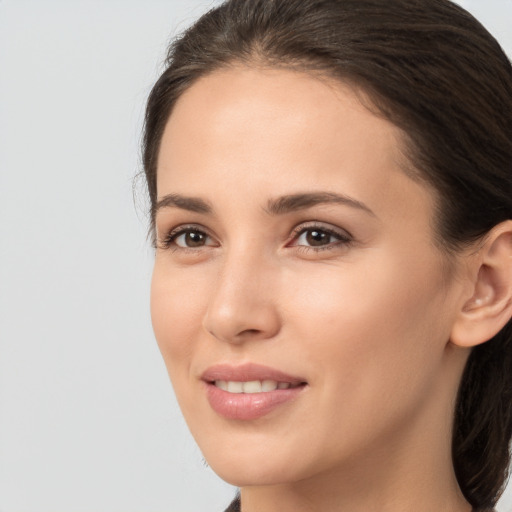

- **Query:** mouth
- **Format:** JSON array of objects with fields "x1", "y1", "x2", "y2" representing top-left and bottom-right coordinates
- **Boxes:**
[
  {"x1": 201, "y1": 363, "x2": 308, "y2": 420},
  {"x1": 211, "y1": 379, "x2": 304, "y2": 393}
]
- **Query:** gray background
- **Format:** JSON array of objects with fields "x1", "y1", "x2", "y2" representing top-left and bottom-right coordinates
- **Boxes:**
[{"x1": 0, "y1": 1, "x2": 511, "y2": 511}]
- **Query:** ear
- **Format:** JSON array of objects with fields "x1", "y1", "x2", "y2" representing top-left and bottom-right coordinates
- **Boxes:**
[{"x1": 450, "y1": 220, "x2": 512, "y2": 348}]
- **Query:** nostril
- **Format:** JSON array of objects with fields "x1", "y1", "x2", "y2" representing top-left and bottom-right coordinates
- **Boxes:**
[{"x1": 240, "y1": 329, "x2": 261, "y2": 336}]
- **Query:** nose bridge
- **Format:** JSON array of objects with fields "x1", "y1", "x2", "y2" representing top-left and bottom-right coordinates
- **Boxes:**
[{"x1": 202, "y1": 244, "x2": 280, "y2": 343}]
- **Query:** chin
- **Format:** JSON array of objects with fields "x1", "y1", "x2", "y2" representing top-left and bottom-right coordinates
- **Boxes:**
[
  {"x1": 199, "y1": 438, "x2": 308, "y2": 487},
  {"x1": 211, "y1": 458, "x2": 298, "y2": 487}
]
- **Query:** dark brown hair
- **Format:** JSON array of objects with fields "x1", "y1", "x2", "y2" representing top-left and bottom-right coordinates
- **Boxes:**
[{"x1": 143, "y1": 0, "x2": 512, "y2": 508}]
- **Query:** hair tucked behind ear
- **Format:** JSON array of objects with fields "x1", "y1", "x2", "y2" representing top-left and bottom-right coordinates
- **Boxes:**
[
  {"x1": 454, "y1": 322, "x2": 512, "y2": 506},
  {"x1": 143, "y1": 0, "x2": 512, "y2": 507}
]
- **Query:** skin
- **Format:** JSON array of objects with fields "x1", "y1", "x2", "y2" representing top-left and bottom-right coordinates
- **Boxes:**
[{"x1": 151, "y1": 66, "x2": 476, "y2": 512}]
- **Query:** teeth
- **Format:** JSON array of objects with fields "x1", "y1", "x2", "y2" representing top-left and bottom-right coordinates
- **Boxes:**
[
  {"x1": 243, "y1": 380, "x2": 262, "y2": 393},
  {"x1": 216, "y1": 380, "x2": 228, "y2": 391},
  {"x1": 227, "y1": 381, "x2": 244, "y2": 393},
  {"x1": 214, "y1": 380, "x2": 295, "y2": 393},
  {"x1": 262, "y1": 380, "x2": 278, "y2": 392}
]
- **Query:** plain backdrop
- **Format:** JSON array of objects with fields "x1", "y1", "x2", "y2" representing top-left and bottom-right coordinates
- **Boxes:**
[{"x1": 0, "y1": 1, "x2": 511, "y2": 511}]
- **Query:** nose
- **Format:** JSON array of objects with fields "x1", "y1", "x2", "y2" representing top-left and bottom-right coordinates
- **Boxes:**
[{"x1": 202, "y1": 252, "x2": 281, "y2": 344}]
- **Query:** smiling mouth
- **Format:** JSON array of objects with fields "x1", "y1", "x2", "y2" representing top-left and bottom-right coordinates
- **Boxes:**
[
  {"x1": 202, "y1": 363, "x2": 308, "y2": 419},
  {"x1": 205, "y1": 378, "x2": 308, "y2": 420},
  {"x1": 212, "y1": 380, "x2": 306, "y2": 393}
]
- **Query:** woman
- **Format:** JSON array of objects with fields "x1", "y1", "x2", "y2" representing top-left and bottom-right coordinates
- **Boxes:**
[{"x1": 143, "y1": 1, "x2": 512, "y2": 511}]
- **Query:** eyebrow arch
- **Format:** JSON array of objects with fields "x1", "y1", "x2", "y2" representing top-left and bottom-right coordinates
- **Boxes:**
[
  {"x1": 155, "y1": 193, "x2": 212, "y2": 215},
  {"x1": 265, "y1": 192, "x2": 376, "y2": 217}
]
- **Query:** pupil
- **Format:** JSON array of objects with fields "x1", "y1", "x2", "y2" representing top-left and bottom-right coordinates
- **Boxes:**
[
  {"x1": 186, "y1": 231, "x2": 205, "y2": 247},
  {"x1": 306, "y1": 230, "x2": 328, "y2": 246}
]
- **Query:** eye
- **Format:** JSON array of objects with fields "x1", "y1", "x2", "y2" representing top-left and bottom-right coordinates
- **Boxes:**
[
  {"x1": 289, "y1": 224, "x2": 352, "y2": 251},
  {"x1": 159, "y1": 225, "x2": 217, "y2": 250},
  {"x1": 296, "y1": 229, "x2": 338, "y2": 247},
  {"x1": 174, "y1": 230, "x2": 210, "y2": 248}
]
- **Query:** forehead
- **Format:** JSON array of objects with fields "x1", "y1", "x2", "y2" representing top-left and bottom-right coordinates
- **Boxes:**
[
  {"x1": 160, "y1": 66, "x2": 404, "y2": 161},
  {"x1": 156, "y1": 66, "x2": 435, "y2": 226}
]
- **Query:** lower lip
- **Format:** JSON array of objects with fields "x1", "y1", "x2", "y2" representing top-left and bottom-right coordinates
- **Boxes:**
[{"x1": 205, "y1": 382, "x2": 306, "y2": 420}]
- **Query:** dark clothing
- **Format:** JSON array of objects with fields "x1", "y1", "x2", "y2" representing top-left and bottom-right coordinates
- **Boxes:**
[{"x1": 224, "y1": 495, "x2": 240, "y2": 512}]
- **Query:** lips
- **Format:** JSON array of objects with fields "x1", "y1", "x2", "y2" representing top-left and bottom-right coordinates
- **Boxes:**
[
  {"x1": 201, "y1": 363, "x2": 307, "y2": 420},
  {"x1": 202, "y1": 363, "x2": 306, "y2": 386}
]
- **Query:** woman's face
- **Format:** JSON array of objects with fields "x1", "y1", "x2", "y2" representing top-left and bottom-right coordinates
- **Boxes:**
[{"x1": 151, "y1": 67, "x2": 468, "y2": 486}]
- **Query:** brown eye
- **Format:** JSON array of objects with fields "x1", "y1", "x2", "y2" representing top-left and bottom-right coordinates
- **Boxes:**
[
  {"x1": 173, "y1": 229, "x2": 211, "y2": 248},
  {"x1": 305, "y1": 229, "x2": 331, "y2": 246},
  {"x1": 297, "y1": 228, "x2": 339, "y2": 247},
  {"x1": 289, "y1": 224, "x2": 353, "y2": 253}
]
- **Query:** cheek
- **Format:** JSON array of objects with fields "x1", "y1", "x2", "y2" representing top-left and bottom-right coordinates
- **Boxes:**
[
  {"x1": 284, "y1": 251, "x2": 451, "y2": 413},
  {"x1": 150, "y1": 262, "x2": 207, "y2": 378}
]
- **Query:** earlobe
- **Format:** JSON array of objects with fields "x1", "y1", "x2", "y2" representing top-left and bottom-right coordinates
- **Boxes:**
[{"x1": 450, "y1": 221, "x2": 512, "y2": 348}]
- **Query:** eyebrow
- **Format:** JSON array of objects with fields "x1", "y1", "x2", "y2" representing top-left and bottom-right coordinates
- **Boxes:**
[
  {"x1": 265, "y1": 192, "x2": 376, "y2": 217},
  {"x1": 154, "y1": 191, "x2": 375, "y2": 217},
  {"x1": 155, "y1": 194, "x2": 212, "y2": 215}
]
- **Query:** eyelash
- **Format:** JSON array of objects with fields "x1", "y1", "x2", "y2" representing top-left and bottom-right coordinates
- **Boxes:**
[
  {"x1": 289, "y1": 223, "x2": 353, "y2": 252},
  {"x1": 158, "y1": 223, "x2": 353, "y2": 253},
  {"x1": 159, "y1": 224, "x2": 215, "y2": 252}
]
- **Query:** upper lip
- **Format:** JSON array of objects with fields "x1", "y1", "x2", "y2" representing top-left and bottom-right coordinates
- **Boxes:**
[{"x1": 201, "y1": 363, "x2": 307, "y2": 385}]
